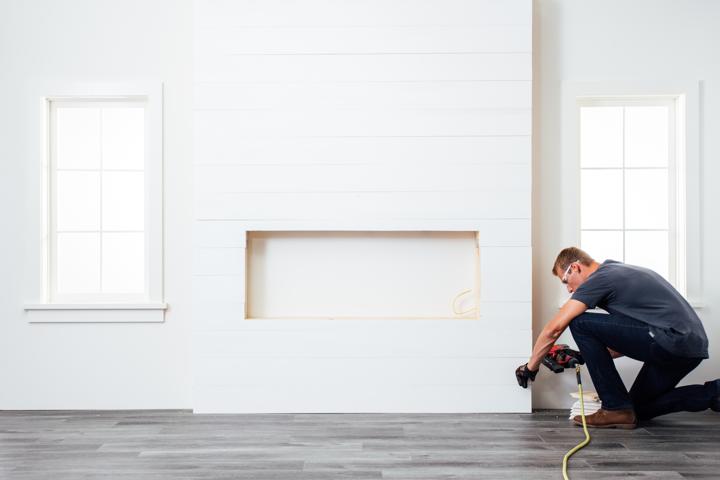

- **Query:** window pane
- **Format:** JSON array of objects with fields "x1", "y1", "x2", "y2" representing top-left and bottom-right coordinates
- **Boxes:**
[
  {"x1": 102, "y1": 107, "x2": 145, "y2": 170},
  {"x1": 581, "y1": 169, "x2": 623, "y2": 229},
  {"x1": 56, "y1": 233, "x2": 100, "y2": 294},
  {"x1": 102, "y1": 233, "x2": 145, "y2": 293},
  {"x1": 55, "y1": 107, "x2": 101, "y2": 169},
  {"x1": 625, "y1": 169, "x2": 668, "y2": 229},
  {"x1": 625, "y1": 231, "x2": 669, "y2": 280},
  {"x1": 580, "y1": 106, "x2": 623, "y2": 168},
  {"x1": 625, "y1": 106, "x2": 669, "y2": 167},
  {"x1": 102, "y1": 172, "x2": 145, "y2": 231},
  {"x1": 56, "y1": 171, "x2": 100, "y2": 231},
  {"x1": 581, "y1": 230, "x2": 623, "y2": 263}
]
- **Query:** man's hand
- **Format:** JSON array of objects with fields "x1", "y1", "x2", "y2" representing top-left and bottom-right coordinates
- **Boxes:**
[
  {"x1": 515, "y1": 363, "x2": 539, "y2": 388},
  {"x1": 527, "y1": 300, "x2": 587, "y2": 375}
]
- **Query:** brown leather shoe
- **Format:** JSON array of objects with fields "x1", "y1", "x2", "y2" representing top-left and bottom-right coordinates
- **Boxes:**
[{"x1": 573, "y1": 408, "x2": 637, "y2": 429}]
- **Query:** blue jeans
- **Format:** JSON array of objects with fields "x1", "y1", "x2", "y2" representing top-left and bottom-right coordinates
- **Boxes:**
[{"x1": 569, "y1": 311, "x2": 715, "y2": 420}]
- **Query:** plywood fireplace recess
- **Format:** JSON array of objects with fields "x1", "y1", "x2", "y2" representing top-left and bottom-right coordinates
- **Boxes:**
[{"x1": 245, "y1": 231, "x2": 481, "y2": 321}]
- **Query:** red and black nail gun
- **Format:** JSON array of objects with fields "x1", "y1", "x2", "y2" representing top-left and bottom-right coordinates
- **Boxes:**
[{"x1": 543, "y1": 344, "x2": 585, "y2": 373}]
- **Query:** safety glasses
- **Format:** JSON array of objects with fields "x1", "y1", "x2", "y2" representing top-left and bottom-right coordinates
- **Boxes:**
[{"x1": 561, "y1": 260, "x2": 579, "y2": 284}]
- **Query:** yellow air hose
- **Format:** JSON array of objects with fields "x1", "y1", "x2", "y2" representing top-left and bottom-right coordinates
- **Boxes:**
[{"x1": 562, "y1": 365, "x2": 591, "y2": 480}]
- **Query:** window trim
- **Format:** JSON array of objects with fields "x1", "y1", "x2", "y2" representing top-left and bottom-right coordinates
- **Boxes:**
[
  {"x1": 22, "y1": 81, "x2": 165, "y2": 320},
  {"x1": 561, "y1": 80, "x2": 702, "y2": 307}
]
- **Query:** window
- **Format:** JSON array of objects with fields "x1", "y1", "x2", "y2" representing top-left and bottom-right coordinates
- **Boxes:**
[
  {"x1": 46, "y1": 97, "x2": 162, "y2": 304},
  {"x1": 578, "y1": 97, "x2": 685, "y2": 293}
]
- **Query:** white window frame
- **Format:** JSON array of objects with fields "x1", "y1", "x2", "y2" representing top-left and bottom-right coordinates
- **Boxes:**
[
  {"x1": 23, "y1": 82, "x2": 166, "y2": 321},
  {"x1": 561, "y1": 81, "x2": 702, "y2": 307}
]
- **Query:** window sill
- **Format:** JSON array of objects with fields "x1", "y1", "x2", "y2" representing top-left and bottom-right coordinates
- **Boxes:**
[
  {"x1": 24, "y1": 303, "x2": 167, "y2": 323},
  {"x1": 25, "y1": 303, "x2": 167, "y2": 311}
]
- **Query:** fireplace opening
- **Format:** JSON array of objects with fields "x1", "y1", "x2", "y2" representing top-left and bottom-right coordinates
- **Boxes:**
[{"x1": 246, "y1": 231, "x2": 480, "y2": 320}]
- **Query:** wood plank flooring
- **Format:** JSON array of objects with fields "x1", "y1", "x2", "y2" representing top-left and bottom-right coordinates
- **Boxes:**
[{"x1": 1, "y1": 410, "x2": 718, "y2": 479}]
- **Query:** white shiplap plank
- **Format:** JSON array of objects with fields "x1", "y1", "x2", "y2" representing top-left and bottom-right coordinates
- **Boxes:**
[
  {"x1": 480, "y1": 246, "x2": 532, "y2": 302},
  {"x1": 193, "y1": 219, "x2": 529, "y2": 246},
  {"x1": 196, "y1": 191, "x2": 530, "y2": 220},
  {"x1": 195, "y1": 53, "x2": 531, "y2": 82},
  {"x1": 193, "y1": 383, "x2": 531, "y2": 413},
  {"x1": 195, "y1": 0, "x2": 531, "y2": 28},
  {"x1": 191, "y1": 301, "x2": 531, "y2": 331},
  {"x1": 194, "y1": 357, "x2": 526, "y2": 388},
  {"x1": 193, "y1": 247, "x2": 246, "y2": 275},
  {"x1": 193, "y1": 328, "x2": 530, "y2": 358},
  {"x1": 195, "y1": 81, "x2": 531, "y2": 110},
  {"x1": 194, "y1": 163, "x2": 530, "y2": 193},
  {"x1": 194, "y1": 136, "x2": 530, "y2": 167},
  {"x1": 192, "y1": 274, "x2": 245, "y2": 302},
  {"x1": 192, "y1": 300, "x2": 245, "y2": 331},
  {"x1": 195, "y1": 109, "x2": 531, "y2": 138},
  {"x1": 196, "y1": 26, "x2": 531, "y2": 56},
  {"x1": 478, "y1": 301, "x2": 530, "y2": 327},
  {"x1": 194, "y1": 221, "x2": 247, "y2": 247}
]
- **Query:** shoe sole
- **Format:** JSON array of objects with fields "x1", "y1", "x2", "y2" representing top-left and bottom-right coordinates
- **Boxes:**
[{"x1": 573, "y1": 420, "x2": 636, "y2": 429}]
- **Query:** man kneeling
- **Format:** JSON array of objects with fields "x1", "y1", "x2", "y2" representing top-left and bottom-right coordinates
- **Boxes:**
[{"x1": 515, "y1": 247, "x2": 719, "y2": 428}]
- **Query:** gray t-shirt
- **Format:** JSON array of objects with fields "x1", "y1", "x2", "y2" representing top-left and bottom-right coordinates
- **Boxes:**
[{"x1": 571, "y1": 260, "x2": 708, "y2": 359}]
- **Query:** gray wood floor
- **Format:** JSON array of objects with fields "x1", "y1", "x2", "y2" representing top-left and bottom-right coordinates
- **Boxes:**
[{"x1": 1, "y1": 409, "x2": 718, "y2": 479}]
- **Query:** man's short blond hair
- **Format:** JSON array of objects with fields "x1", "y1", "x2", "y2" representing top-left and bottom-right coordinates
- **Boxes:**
[{"x1": 552, "y1": 247, "x2": 595, "y2": 277}]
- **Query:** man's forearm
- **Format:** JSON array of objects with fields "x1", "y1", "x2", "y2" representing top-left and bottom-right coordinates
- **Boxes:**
[
  {"x1": 525, "y1": 300, "x2": 586, "y2": 371},
  {"x1": 527, "y1": 330, "x2": 558, "y2": 371}
]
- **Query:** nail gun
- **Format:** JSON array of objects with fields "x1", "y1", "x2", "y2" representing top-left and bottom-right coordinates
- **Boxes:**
[{"x1": 543, "y1": 344, "x2": 585, "y2": 373}]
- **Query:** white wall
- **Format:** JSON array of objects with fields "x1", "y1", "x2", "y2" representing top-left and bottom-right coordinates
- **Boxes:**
[
  {"x1": 5, "y1": 0, "x2": 711, "y2": 412},
  {"x1": 192, "y1": 0, "x2": 533, "y2": 412},
  {"x1": 0, "y1": 0, "x2": 193, "y2": 408},
  {"x1": 533, "y1": 0, "x2": 720, "y2": 407}
]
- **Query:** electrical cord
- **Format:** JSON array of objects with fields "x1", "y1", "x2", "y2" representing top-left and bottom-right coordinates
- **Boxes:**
[
  {"x1": 563, "y1": 365, "x2": 591, "y2": 480},
  {"x1": 452, "y1": 238, "x2": 481, "y2": 317},
  {"x1": 451, "y1": 289, "x2": 476, "y2": 315}
]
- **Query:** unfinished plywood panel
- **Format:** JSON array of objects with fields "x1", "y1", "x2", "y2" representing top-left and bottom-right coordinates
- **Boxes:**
[{"x1": 245, "y1": 231, "x2": 480, "y2": 319}]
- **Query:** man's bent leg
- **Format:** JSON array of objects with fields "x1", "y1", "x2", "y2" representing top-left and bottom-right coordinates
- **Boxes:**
[
  {"x1": 630, "y1": 353, "x2": 712, "y2": 420},
  {"x1": 568, "y1": 312, "x2": 644, "y2": 410}
]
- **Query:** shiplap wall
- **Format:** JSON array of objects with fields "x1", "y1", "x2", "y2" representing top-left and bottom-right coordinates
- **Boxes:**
[{"x1": 193, "y1": 0, "x2": 532, "y2": 412}]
